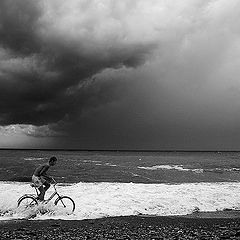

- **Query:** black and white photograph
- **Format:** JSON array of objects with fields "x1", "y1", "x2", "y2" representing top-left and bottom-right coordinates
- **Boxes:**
[{"x1": 1, "y1": 0, "x2": 240, "y2": 239}]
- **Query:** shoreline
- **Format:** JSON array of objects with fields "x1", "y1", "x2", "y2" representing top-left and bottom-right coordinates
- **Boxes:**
[{"x1": 1, "y1": 212, "x2": 240, "y2": 239}]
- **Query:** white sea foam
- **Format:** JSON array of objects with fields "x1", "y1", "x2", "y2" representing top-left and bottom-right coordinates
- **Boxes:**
[
  {"x1": 105, "y1": 163, "x2": 117, "y2": 167},
  {"x1": 138, "y1": 165, "x2": 203, "y2": 173},
  {"x1": 206, "y1": 168, "x2": 240, "y2": 172},
  {"x1": 82, "y1": 160, "x2": 102, "y2": 163},
  {"x1": 0, "y1": 181, "x2": 240, "y2": 220},
  {"x1": 138, "y1": 165, "x2": 240, "y2": 173},
  {"x1": 24, "y1": 157, "x2": 45, "y2": 161},
  {"x1": 89, "y1": 162, "x2": 117, "y2": 167}
]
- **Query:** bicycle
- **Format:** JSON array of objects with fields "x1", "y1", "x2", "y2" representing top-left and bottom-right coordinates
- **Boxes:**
[{"x1": 17, "y1": 178, "x2": 75, "y2": 214}]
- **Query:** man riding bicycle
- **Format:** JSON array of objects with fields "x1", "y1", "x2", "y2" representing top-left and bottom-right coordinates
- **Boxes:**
[{"x1": 32, "y1": 156, "x2": 57, "y2": 201}]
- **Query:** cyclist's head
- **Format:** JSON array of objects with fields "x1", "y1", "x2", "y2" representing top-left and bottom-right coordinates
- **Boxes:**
[{"x1": 49, "y1": 156, "x2": 57, "y2": 166}]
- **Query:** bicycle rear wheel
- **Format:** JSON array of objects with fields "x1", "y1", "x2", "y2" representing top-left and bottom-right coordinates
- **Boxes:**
[
  {"x1": 18, "y1": 196, "x2": 38, "y2": 209},
  {"x1": 55, "y1": 196, "x2": 75, "y2": 214}
]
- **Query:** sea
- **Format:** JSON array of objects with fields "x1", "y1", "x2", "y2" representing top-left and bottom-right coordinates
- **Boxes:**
[{"x1": 1, "y1": 150, "x2": 240, "y2": 220}]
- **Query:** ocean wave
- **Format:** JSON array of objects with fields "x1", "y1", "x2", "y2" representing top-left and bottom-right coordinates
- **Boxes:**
[
  {"x1": 82, "y1": 160, "x2": 102, "y2": 163},
  {"x1": 0, "y1": 181, "x2": 240, "y2": 221},
  {"x1": 23, "y1": 157, "x2": 45, "y2": 161},
  {"x1": 105, "y1": 163, "x2": 117, "y2": 167},
  {"x1": 138, "y1": 165, "x2": 203, "y2": 173},
  {"x1": 84, "y1": 161, "x2": 117, "y2": 167},
  {"x1": 205, "y1": 168, "x2": 240, "y2": 173},
  {"x1": 137, "y1": 165, "x2": 240, "y2": 174}
]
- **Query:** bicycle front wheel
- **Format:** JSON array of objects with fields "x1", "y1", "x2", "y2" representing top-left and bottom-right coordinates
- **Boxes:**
[
  {"x1": 55, "y1": 196, "x2": 75, "y2": 214},
  {"x1": 18, "y1": 196, "x2": 38, "y2": 209}
]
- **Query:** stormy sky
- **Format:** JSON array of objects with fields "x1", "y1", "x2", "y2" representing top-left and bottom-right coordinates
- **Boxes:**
[{"x1": 0, "y1": 0, "x2": 240, "y2": 150}]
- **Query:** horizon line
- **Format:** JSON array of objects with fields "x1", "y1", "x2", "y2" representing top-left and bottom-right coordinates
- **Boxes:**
[{"x1": 0, "y1": 148, "x2": 239, "y2": 152}]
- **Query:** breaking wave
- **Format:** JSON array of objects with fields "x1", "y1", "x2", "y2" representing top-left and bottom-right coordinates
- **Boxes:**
[
  {"x1": 23, "y1": 157, "x2": 46, "y2": 161},
  {"x1": 137, "y1": 165, "x2": 240, "y2": 174},
  {"x1": 1, "y1": 181, "x2": 240, "y2": 220}
]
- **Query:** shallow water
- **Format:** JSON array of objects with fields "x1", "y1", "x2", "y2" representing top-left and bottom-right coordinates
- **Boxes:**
[
  {"x1": 1, "y1": 150, "x2": 240, "y2": 220},
  {"x1": 1, "y1": 181, "x2": 240, "y2": 220}
]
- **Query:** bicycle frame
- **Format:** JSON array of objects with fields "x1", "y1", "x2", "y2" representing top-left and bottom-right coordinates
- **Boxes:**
[
  {"x1": 33, "y1": 183, "x2": 60, "y2": 203},
  {"x1": 44, "y1": 184, "x2": 61, "y2": 203},
  {"x1": 33, "y1": 183, "x2": 67, "y2": 207}
]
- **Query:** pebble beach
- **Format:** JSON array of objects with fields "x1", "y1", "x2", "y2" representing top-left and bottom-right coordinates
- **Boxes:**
[{"x1": 2, "y1": 213, "x2": 240, "y2": 240}]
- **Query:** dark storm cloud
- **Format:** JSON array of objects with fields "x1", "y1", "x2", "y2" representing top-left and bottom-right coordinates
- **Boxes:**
[
  {"x1": 0, "y1": 0, "x2": 158, "y2": 127},
  {"x1": 1, "y1": 0, "x2": 240, "y2": 150},
  {"x1": 0, "y1": 0, "x2": 42, "y2": 54}
]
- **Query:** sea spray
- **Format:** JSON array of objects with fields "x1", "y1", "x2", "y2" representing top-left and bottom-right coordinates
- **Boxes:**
[{"x1": 1, "y1": 181, "x2": 240, "y2": 220}]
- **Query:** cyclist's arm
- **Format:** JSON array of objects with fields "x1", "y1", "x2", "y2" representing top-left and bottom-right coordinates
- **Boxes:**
[
  {"x1": 43, "y1": 175, "x2": 53, "y2": 182},
  {"x1": 39, "y1": 165, "x2": 50, "y2": 177}
]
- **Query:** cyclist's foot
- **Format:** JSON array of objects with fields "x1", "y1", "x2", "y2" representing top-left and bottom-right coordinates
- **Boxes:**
[{"x1": 36, "y1": 197, "x2": 45, "y2": 202}]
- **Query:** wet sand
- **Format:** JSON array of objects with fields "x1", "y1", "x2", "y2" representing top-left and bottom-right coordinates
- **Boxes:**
[{"x1": 1, "y1": 212, "x2": 240, "y2": 239}]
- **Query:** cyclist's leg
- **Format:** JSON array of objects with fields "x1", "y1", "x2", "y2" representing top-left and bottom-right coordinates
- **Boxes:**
[
  {"x1": 38, "y1": 177, "x2": 51, "y2": 200},
  {"x1": 32, "y1": 175, "x2": 44, "y2": 200},
  {"x1": 43, "y1": 181, "x2": 50, "y2": 192},
  {"x1": 38, "y1": 186, "x2": 45, "y2": 201}
]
